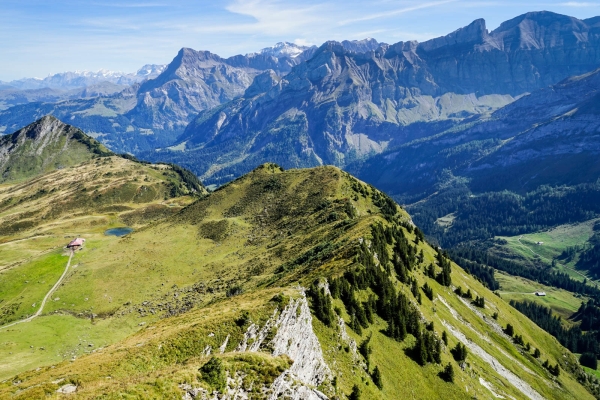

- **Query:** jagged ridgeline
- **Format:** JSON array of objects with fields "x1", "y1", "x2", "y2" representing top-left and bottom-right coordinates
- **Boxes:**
[{"x1": 0, "y1": 163, "x2": 595, "y2": 399}]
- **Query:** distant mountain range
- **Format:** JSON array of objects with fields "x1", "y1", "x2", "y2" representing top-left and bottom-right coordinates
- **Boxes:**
[
  {"x1": 0, "y1": 64, "x2": 166, "y2": 91},
  {"x1": 0, "y1": 42, "x2": 327, "y2": 152},
  {"x1": 1, "y1": 11, "x2": 599, "y2": 193},
  {"x1": 141, "y1": 11, "x2": 600, "y2": 186},
  {"x1": 0, "y1": 64, "x2": 167, "y2": 112}
]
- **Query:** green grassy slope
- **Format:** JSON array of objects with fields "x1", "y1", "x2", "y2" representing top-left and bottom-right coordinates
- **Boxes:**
[
  {"x1": 0, "y1": 163, "x2": 596, "y2": 399},
  {"x1": 0, "y1": 115, "x2": 113, "y2": 183}
]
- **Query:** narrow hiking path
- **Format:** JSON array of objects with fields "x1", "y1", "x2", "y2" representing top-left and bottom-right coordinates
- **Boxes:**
[
  {"x1": 0, "y1": 250, "x2": 73, "y2": 330},
  {"x1": 517, "y1": 236, "x2": 591, "y2": 282}
]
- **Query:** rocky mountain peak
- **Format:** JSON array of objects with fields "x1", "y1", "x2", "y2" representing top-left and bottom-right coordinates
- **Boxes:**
[
  {"x1": 419, "y1": 18, "x2": 488, "y2": 52},
  {"x1": 135, "y1": 64, "x2": 167, "y2": 78},
  {"x1": 254, "y1": 41, "x2": 312, "y2": 59},
  {"x1": 488, "y1": 11, "x2": 592, "y2": 51},
  {"x1": 244, "y1": 70, "x2": 280, "y2": 98},
  {"x1": 0, "y1": 116, "x2": 112, "y2": 182},
  {"x1": 340, "y1": 38, "x2": 382, "y2": 53},
  {"x1": 20, "y1": 115, "x2": 65, "y2": 140}
]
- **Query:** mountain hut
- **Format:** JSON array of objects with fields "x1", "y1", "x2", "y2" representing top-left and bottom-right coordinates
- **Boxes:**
[{"x1": 67, "y1": 238, "x2": 86, "y2": 249}]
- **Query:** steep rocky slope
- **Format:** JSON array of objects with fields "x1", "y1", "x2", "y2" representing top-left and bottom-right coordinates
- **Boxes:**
[
  {"x1": 352, "y1": 67, "x2": 600, "y2": 199},
  {"x1": 0, "y1": 161, "x2": 597, "y2": 399},
  {"x1": 0, "y1": 46, "x2": 317, "y2": 153},
  {"x1": 148, "y1": 11, "x2": 600, "y2": 186}
]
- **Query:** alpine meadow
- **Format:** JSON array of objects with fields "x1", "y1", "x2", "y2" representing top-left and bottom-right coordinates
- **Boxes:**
[{"x1": 1, "y1": 3, "x2": 600, "y2": 399}]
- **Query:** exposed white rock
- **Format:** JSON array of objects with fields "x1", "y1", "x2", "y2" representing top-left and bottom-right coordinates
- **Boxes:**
[
  {"x1": 267, "y1": 295, "x2": 331, "y2": 399},
  {"x1": 183, "y1": 293, "x2": 332, "y2": 399},
  {"x1": 337, "y1": 316, "x2": 359, "y2": 364},
  {"x1": 219, "y1": 335, "x2": 230, "y2": 354},
  {"x1": 235, "y1": 323, "x2": 259, "y2": 352},
  {"x1": 441, "y1": 321, "x2": 544, "y2": 400},
  {"x1": 56, "y1": 383, "x2": 77, "y2": 394},
  {"x1": 248, "y1": 308, "x2": 278, "y2": 352}
]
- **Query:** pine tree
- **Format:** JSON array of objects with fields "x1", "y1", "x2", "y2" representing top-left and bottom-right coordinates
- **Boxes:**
[
  {"x1": 451, "y1": 343, "x2": 467, "y2": 362},
  {"x1": 359, "y1": 335, "x2": 372, "y2": 368},
  {"x1": 414, "y1": 332, "x2": 428, "y2": 366},
  {"x1": 371, "y1": 366, "x2": 383, "y2": 389},
  {"x1": 349, "y1": 385, "x2": 361, "y2": 400},
  {"x1": 441, "y1": 363, "x2": 454, "y2": 383}
]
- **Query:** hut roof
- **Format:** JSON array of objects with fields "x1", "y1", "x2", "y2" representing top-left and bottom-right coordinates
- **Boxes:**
[{"x1": 68, "y1": 238, "x2": 85, "y2": 247}]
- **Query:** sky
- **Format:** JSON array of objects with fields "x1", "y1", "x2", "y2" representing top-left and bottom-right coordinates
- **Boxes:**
[{"x1": 1, "y1": 0, "x2": 599, "y2": 81}]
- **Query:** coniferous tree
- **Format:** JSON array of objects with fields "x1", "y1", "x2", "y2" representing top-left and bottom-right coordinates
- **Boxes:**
[
  {"x1": 426, "y1": 263, "x2": 436, "y2": 279},
  {"x1": 451, "y1": 343, "x2": 468, "y2": 362},
  {"x1": 580, "y1": 353, "x2": 598, "y2": 370},
  {"x1": 441, "y1": 363, "x2": 455, "y2": 383},
  {"x1": 473, "y1": 296, "x2": 485, "y2": 308},
  {"x1": 371, "y1": 366, "x2": 383, "y2": 389},
  {"x1": 422, "y1": 282, "x2": 434, "y2": 301},
  {"x1": 359, "y1": 335, "x2": 372, "y2": 368},
  {"x1": 414, "y1": 331, "x2": 428, "y2": 366},
  {"x1": 349, "y1": 385, "x2": 361, "y2": 400}
]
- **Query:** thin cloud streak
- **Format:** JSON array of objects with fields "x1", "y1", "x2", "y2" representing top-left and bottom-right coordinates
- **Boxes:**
[
  {"x1": 559, "y1": 2, "x2": 600, "y2": 7},
  {"x1": 339, "y1": 0, "x2": 458, "y2": 25}
]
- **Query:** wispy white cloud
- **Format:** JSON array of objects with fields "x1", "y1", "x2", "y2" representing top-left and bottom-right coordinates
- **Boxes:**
[
  {"x1": 91, "y1": 2, "x2": 170, "y2": 7},
  {"x1": 223, "y1": 0, "x2": 328, "y2": 35},
  {"x1": 294, "y1": 38, "x2": 313, "y2": 46},
  {"x1": 339, "y1": 0, "x2": 458, "y2": 25},
  {"x1": 558, "y1": 2, "x2": 599, "y2": 7}
]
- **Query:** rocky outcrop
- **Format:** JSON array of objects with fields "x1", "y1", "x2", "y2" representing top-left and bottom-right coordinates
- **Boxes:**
[
  {"x1": 183, "y1": 294, "x2": 331, "y2": 400},
  {"x1": 266, "y1": 296, "x2": 331, "y2": 399}
]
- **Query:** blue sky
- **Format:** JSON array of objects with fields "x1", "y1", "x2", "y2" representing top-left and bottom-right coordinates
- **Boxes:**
[{"x1": 1, "y1": 0, "x2": 599, "y2": 80}]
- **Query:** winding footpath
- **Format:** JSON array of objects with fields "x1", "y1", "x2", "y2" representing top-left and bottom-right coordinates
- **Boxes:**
[{"x1": 0, "y1": 250, "x2": 73, "y2": 330}]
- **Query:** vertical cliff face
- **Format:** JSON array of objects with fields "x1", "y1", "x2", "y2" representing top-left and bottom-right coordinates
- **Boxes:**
[
  {"x1": 419, "y1": 11, "x2": 600, "y2": 95},
  {"x1": 182, "y1": 294, "x2": 332, "y2": 400}
]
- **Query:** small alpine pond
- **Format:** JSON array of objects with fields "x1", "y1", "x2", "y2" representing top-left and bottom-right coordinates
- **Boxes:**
[{"x1": 104, "y1": 227, "x2": 133, "y2": 237}]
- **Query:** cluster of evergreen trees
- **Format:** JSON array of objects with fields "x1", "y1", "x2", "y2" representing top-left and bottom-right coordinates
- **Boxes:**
[
  {"x1": 577, "y1": 232, "x2": 600, "y2": 277},
  {"x1": 450, "y1": 342, "x2": 467, "y2": 362},
  {"x1": 451, "y1": 247, "x2": 600, "y2": 301},
  {"x1": 325, "y1": 222, "x2": 450, "y2": 373},
  {"x1": 446, "y1": 250, "x2": 499, "y2": 290},
  {"x1": 510, "y1": 300, "x2": 600, "y2": 358},
  {"x1": 411, "y1": 182, "x2": 600, "y2": 248}
]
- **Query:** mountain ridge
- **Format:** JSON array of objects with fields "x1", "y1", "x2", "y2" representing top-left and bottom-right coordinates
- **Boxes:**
[
  {"x1": 0, "y1": 115, "x2": 113, "y2": 182},
  {"x1": 0, "y1": 154, "x2": 596, "y2": 398}
]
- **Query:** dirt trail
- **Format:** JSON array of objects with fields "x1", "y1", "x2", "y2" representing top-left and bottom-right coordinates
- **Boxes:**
[{"x1": 0, "y1": 250, "x2": 73, "y2": 330}]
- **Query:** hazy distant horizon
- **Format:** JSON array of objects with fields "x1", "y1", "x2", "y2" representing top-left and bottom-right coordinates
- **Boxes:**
[{"x1": 1, "y1": 0, "x2": 599, "y2": 81}]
